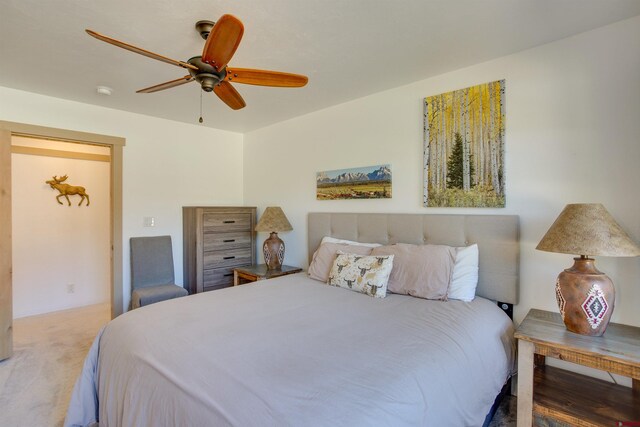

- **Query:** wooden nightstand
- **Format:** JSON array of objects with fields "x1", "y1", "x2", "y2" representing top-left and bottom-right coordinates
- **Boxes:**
[
  {"x1": 515, "y1": 309, "x2": 640, "y2": 427},
  {"x1": 233, "y1": 264, "x2": 303, "y2": 286}
]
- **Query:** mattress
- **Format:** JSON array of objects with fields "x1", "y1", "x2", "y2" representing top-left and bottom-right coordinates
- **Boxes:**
[{"x1": 66, "y1": 273, "x2": 515, "y2": 427}]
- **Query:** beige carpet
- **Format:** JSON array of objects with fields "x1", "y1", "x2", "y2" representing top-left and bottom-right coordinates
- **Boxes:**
[
  {"x1": 0, "y1": 303, "x2": 110, "y2": 427},
  {"x1": 0, "y1": 302, "x2": 515, "y2": 426}
]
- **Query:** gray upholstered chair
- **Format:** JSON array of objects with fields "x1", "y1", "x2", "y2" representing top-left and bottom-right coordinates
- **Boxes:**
[{"x1": 130, "y1": 235, "x2": 188, "y2": 309}]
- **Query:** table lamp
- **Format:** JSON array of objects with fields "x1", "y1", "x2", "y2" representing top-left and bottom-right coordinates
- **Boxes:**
[
  {"x1": 536, "y1": 203, "x2": 640, "y2": 336},
  {"x1": 255, "y1": 207, "x2": 293, "y2": 270}
]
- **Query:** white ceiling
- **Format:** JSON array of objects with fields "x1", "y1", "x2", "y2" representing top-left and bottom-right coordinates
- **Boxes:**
[{"x1": 1, "y1": 0, "x2": 639, "y2": 133}]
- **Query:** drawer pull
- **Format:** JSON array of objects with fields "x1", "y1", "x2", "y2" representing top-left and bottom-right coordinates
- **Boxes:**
[
  {"x1": 223, "y1": 273, "x2": 233, "y2": 277},
  {"x1": 223, "y1": 256, "x2": 236, "y2": 260},
  {"x1": 223, "y1": 220, "x2": 236, "y2": 224},
  {"x1": 223, "y1": 239, "x2": 236, "y2": 243}
]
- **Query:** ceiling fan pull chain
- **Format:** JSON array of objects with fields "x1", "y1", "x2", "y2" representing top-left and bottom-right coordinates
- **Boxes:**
[{"x1": 199, "y1": 89, "x2": 204, "y2": 123}]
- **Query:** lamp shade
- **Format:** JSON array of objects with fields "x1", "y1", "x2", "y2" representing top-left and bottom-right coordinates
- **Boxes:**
[
  {"x1": 255, "y1": 207, "x2": 293, "y2": 233},
  {"x1": 536, "y1": 203, "x2": 640, "y2": 257}
]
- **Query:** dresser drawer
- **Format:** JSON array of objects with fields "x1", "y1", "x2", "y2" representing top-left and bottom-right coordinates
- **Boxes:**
[
  {"x1": 203, "y1": 231, "x2": 252, "y2": 251},
  {"x1": 203, "y1": 213, "x2": 251, "y2": 232},
  {"x1": 203, "y1": 247, "x2": 252, "y2": 269},
  {"x1": 202, "y1": 266, "x2": 241, "y2": 290}
]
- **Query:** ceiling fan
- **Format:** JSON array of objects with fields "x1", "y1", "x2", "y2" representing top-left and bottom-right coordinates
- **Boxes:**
[{"x1": 86, "y1": 14, "x2": 308, "y2": 111}]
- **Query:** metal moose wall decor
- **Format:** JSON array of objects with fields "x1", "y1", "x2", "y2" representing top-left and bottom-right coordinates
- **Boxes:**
[{"x1": 45, "y1": 175, "x2": 90, "y2": 206}]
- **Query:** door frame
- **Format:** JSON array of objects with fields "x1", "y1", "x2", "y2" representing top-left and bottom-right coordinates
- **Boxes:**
[{"x1": 0, "y1": 121, "x2": 125, "y2": 360}]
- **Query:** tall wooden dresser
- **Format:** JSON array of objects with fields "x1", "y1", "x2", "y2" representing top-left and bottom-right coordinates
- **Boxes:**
[{"x1": 183, "y1": 206, "x2": 256, "y2": 294}]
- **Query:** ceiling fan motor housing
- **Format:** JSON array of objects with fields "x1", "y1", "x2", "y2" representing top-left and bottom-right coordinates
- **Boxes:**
[
  {"x1": 196, "y1": 74, "x2": 218, "y2": 92},
  {"x1": 187, "y1": 56, "x2": 226, "y2": 92}
]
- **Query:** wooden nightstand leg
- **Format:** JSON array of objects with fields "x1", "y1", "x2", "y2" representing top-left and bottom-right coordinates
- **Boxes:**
[
  {"x1": 633, "y1": 378, "x2": 639, "y2": 396},
  {"x1": 517, "y1": 340, "x2": 535, "y2": 427},
  {"x1": 233, "y1": 270, "x2": 239, "y2": 286}
]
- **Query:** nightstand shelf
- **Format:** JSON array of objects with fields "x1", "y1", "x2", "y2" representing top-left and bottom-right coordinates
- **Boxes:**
[
  {"x1": 515, "y1": 309, "x2": 640, "y2": 427},
  {"x1": 233, "y1": 264, "x2": 302, "y2": 286},
  {"x1": 533, "y1": 365, "x2": 638, "y2": 426}
]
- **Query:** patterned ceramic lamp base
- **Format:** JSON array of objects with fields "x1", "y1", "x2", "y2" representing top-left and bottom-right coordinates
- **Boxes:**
[
  {"x1": 555, "y1": 257, "x2": 614, "y2": 336},
  {"x1": 263, "y1": 232, "x2": 285, "y2": 270}
]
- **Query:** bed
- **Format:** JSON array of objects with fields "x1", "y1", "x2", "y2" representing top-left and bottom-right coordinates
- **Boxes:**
[{"x1": 66, "y1": 212, "x2": 519, "y2": 427}]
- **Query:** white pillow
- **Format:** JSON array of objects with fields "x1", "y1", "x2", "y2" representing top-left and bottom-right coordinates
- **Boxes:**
[
  {"x1": 321, "y1": 236, "x2": 382, "y2": 248},
  {"x1": 328, "y1": 251, "x2": 394, "y2": 298},
  {"x1": 448, "y1": 244, "x2": 479, "y2": 301}
]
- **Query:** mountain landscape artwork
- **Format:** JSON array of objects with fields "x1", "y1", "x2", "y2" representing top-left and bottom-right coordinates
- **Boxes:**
[
  {"x1": 317, "y1": 165, "x2": 392, "y2": 200},
  {"x1": 423, "y1": 80, "x2": 505, "y2": 207}
]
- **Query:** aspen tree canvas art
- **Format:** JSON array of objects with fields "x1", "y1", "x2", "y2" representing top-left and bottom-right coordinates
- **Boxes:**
[{"x1": 423, "y1": 80, "x2": 505, "y2": 207}]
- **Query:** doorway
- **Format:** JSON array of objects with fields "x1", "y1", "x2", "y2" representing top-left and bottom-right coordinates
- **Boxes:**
[
  {"x1": 13, "y1": 136, "x2": 111, "y2": 317},
  {"x1": 0, "y1": 121, "x2": 125, "y2": 361}
]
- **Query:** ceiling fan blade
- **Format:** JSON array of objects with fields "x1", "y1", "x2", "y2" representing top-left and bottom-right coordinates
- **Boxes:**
[
  {"x1": 225, "y1": 68, "x2": 308, "y2": 87},
  {"x1": 213, "y1": 81, "x2": 246, "y2": 110},
  {"x1": 201, "y1": 14, "x2": 244, "y2": 71},
  {"x1": 136, "y1": 76, "x2": 194, "y2": 93},
  {"x1": 86, "y1": 29, "x2": 198, "y2": 71}
]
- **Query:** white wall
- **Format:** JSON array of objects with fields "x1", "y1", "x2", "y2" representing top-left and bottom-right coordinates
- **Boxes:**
[
  {"x1": 244, "y1": 15, "x2": 640, "y2": 332},
  {"x1": 12, "y1": 138, "x2": 110, "y2": 317},
  {"x1": 0, "y1": 87, "x2": 244, "y2": 312}
]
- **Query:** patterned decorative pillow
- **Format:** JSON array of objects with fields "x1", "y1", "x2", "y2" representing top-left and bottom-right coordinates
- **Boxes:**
[{"x1": 327, "y1": 251, "x2": 394, "y2": 298}]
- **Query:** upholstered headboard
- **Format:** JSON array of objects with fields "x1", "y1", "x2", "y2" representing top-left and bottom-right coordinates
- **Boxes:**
[{"x1": 308, "y1": 213, "x2": 519, "y2": 304}]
